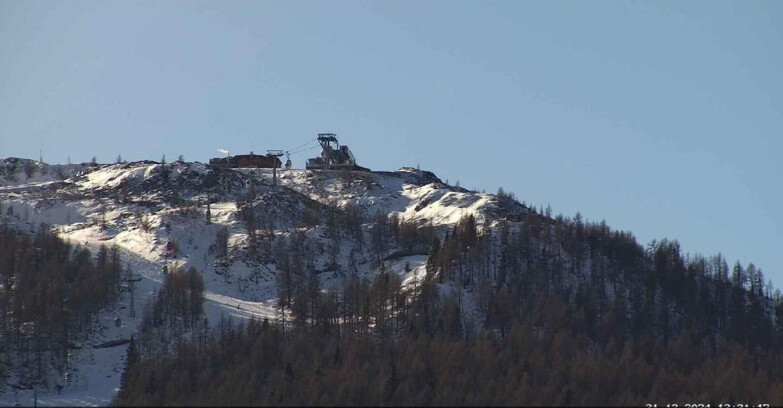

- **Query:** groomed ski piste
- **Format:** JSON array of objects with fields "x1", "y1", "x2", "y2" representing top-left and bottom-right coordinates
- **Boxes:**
[{"x1": 0, "y1": 159, "x2": 528, "y2": 406}]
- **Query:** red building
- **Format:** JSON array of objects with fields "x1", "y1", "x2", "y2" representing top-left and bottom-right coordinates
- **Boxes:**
[{"x1": 209, "y1": 152, "x2": 282, "y2": 169}]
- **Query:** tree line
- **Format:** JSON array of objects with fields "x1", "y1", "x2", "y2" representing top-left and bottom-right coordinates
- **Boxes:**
[{"x1": 0, "y1": 220, "x2": 122, "y2": 389}]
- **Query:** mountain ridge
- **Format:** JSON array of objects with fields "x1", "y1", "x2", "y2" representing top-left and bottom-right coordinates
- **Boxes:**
[{"x1": 1, "y1": 155, "x2": 782, "y2": 406}]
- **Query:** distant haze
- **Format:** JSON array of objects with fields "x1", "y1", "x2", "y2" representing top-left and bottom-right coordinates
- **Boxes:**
[{"x1": 1, "y1": 2, "x2": 781, "y2": 285}]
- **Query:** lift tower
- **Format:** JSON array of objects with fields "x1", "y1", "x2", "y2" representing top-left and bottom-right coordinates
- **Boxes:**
[
  {"x1": 122, "y1": 267, "x2": 142, "y2": 318},
  {"x1": 266, "y1": 150, "x2": 284, "y2": 186}
]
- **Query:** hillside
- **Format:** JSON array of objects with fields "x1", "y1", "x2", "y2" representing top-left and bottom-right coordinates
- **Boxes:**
[
  {"x1": 1, "y1": 157, "x2": 782, "y2": 406},
  {"x1": 0, "y1": 158, "x2": 529, "y2": 405}
]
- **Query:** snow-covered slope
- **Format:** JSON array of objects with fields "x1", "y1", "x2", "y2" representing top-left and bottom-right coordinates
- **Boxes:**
[
  {"x1": 0, "y1": 158, "x2": 530, "y2": 405},
  {"x1": 1, "y1": 157, "x2": 89, "y2": 187},
  {"x1": 274, "y1": 166, "x2": 528, "y2": 226}
]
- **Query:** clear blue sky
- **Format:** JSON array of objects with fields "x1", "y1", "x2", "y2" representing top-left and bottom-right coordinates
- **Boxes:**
[{"x1": 1, "y1": 1, "x2": 781, "y2": 286}]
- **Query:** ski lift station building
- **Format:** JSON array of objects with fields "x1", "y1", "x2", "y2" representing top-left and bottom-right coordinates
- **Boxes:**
[
  {"x1": 305, "y1": 133, "x2": 370, "y2": 171},
  {"x1": 208, "y1": 152, "x2": 282, "y2": 169}
]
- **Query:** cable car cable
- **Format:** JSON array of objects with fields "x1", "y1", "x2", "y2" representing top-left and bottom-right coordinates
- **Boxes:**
[
  {"x1": 288, "y1": 144, "x2": 320, "y2": 155},
  {"x1": 287, "y1": 138, "x2": 317, "y2": 153}
]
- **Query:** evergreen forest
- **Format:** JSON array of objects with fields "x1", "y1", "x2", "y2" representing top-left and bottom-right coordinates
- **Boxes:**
[{"x1": 116, "y1": 201, "x2": 783, "y2": 406}]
